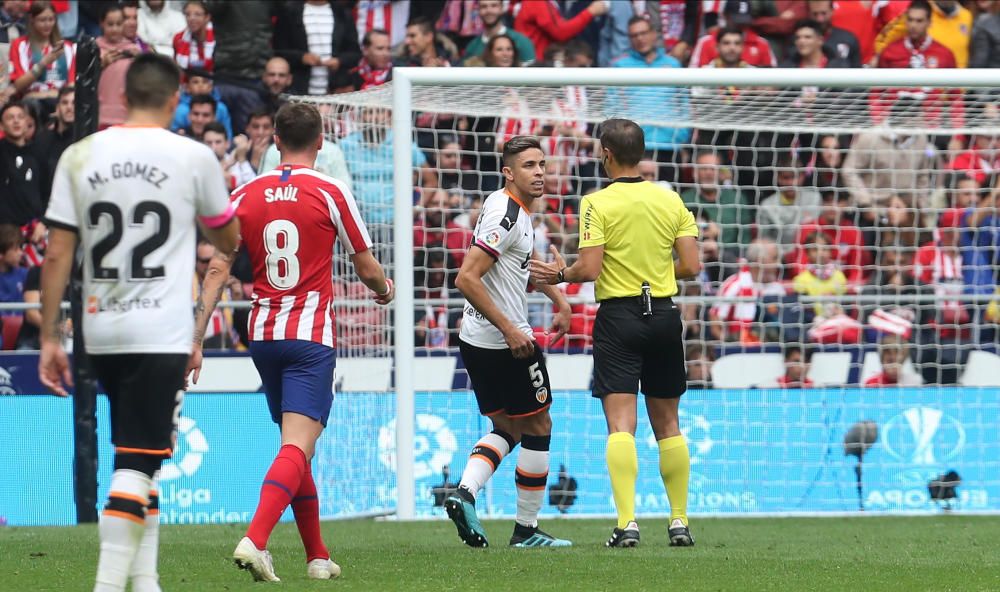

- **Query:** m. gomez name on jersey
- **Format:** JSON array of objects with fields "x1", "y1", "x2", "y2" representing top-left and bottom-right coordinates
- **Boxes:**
[{"x1": 87, "y1": 161, "x2": 170, "y2": 190}]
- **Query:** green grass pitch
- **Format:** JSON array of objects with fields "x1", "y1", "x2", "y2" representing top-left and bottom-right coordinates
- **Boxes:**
[{"x1": 4, "y1": 516, "x2": 1000, "y2": 591}]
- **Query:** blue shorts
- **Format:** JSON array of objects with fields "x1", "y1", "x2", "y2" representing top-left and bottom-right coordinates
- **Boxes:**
[{"x1": 249, "y1": 340, "x2": 336, "y2": 427}]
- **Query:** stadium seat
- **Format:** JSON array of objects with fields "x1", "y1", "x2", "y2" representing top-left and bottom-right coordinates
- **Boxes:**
[
  {"x1": 188, "y1": 357, "x2": 262, "y2": 393},
  {"x1": 413, "y1": 357, "x2": 457, "y2": 391},
  {"x1": 546, "y1": 354, "x2": 593, "y2": 390},
  {"x1": 337, "y1": 358, "x2": 393, "y2": 392},
  {"x1": 808, "y1": 352, "x2": 851, "y2": 386},
  {"x1": 711, "y1": 353, "x2": 784, "y2": 388},
  {"x1": 1, "y1": 315, "x2": 22, "y2": 350},
  {"x1": 959, "y1": 351, "x2": 1000, "y2": 386}
]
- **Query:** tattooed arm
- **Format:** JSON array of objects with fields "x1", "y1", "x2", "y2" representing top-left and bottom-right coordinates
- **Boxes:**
[{"x1": 187, "y1": 247, "x2": 237, "y2": 386}]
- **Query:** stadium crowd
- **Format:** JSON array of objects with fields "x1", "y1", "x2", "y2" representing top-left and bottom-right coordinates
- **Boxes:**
[{"x1": 0, "y1": 0, "x2": 999, "y2": 386}]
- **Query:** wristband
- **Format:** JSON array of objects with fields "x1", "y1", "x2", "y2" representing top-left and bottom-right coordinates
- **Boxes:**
[
  {"x1": 378, "y1": 278, "x2": 393, "y2": 297},
  {"x1": 556, "y1": 268, "x2": 566, "y2": 283}
]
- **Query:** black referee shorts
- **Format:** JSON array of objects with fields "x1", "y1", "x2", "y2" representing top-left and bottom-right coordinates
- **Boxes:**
[{"x1": 592, "y1": 297, "x2": 687, "y2": 399}]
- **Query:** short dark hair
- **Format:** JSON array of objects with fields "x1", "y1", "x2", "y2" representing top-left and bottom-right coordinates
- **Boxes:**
[
  {"x1": 716, "y1": 25, "x2": 744, "y2": 43},
  {"x1": 363, "y1": 29, "x2": 389, "y2": 47},
  {"x1": 501, "y1": 135, "x2": 543, "y2": 167},
  {"x1": 185, "y1": 67, "x2": 213, "y2": 81},
  {"x1": 805, "y1": 231, "x2": 830, "y2": 246},
  {"x1": 794, "y1": 19, "x2": 823, "y2": 36},
  {"x1": 57, "y1": 85, "x2": 75, "y2": 100},
  {"x1": 125, "y1": 53, "x2": 181, "y2": 110},
  {"x1": 598, "y1": 118, "x2": 645, "y2": 167},
  {"x1": 202, "y1": 120, "x2": 226, "y2": 137},
  {"x1": 907, "y1": 0, "x2": 932, "y2": 18},
  {"x1": 246, "y1": 107, "x2": 274, "y2": 127},
  {"x1": 0, "y1": 224, "x2": 22, "y2": 253},
  {"x1": 275, "y1": 102, "x2": 322, "y2": 152},
  {"x1": 190, "y1": 94, "x2": 217, "y2": 113},
  {"x1": 627, "y1": 15, "x2": 653, "y2": 29},
  {"x1": 564, "y1": 39, "x2": 594, "y2": 63},
  {"x1": 406, "y1": 15, "x2": 434, "y2": 35},
  {"x1": 784, "y1": 344, "x2": 813, "y2": 362},
  {"x1": 0, "y1": 101, "x2": 26, "y2": 120},
  {"x1": 100, "y1": 3, "x2": 122, "y2": 22}
]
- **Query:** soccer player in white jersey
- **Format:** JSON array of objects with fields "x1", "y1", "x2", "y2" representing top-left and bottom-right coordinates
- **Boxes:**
[
  {"x1": 187, "y1": 102, "x2": 393, "y2": 582},
  {"x1": 38, "y1": 53, "x2": 240, "y2": 592},
  {"x1": 445, "y1": 135, "x2": 574, "y2": 548}
]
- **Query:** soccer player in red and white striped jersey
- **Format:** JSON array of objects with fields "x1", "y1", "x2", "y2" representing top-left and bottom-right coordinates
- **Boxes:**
[{"x1": 189, "y1": 102, "x2": 393, "y2": 583}]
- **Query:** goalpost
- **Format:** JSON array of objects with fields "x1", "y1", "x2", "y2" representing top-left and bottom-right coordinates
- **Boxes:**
[{"x1": 297, "y1": 68, "x2": 1000, "y2": 521}]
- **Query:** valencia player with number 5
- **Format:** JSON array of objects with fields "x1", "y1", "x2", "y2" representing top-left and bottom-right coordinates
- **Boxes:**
[{"x1": 188, "y1": 102, "x2": 393, "y2": 582}]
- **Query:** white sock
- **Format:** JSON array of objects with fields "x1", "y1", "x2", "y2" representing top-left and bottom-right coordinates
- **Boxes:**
[
  {"x1": 514, "y1": 434, "x2": 550, "y2": 528},
  {"x1": 130, "y1": 471, "x2": 161, "y2": 592},
  {"x1": 458, "y1": 430, "x2": 516, "y2": 499},
  {"x1": 95, "y1": 470, "x2": 150, "y2": 592}
]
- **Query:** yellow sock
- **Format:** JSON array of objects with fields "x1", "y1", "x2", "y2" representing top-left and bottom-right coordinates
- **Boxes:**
[
  {"x1": 606, "y1": 432, "x2": 638, "y2": 529},
  {"x1": 658, "y1": 435, "x2": 690, "y2": 526}
]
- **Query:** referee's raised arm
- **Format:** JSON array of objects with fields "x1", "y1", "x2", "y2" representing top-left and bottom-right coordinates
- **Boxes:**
[{"x1": 528, "y1": 118, "x2": 701, "y2": 548}]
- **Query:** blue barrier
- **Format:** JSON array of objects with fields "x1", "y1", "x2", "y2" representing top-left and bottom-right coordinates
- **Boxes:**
[{"x1": 2, "y1": 386, "x2": 998, "y2": 526}]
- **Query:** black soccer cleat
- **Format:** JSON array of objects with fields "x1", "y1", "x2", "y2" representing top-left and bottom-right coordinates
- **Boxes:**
[
  {"x1": 509, "y1": 523, "x2": 572, "y2": 548},
  {"x1": 444, "y1": 487, "x2": 489, "y2": 548},
  {"x1": 668, "y1": 518, "x2": 695, "y2": 547},
  {"x1": 606, "y1": 521, "x2": 640, "y2": 548}
]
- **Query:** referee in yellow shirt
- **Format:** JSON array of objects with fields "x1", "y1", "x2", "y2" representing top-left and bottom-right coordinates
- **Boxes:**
[{"x1": 529, "y1": 118, "x2": 701, "y2": 548}]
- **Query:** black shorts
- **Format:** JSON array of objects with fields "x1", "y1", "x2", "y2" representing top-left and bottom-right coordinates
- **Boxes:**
[
  {"x1": 91, "y1": 353, "x2": 189, "y2": 459},
  {"x1": 459, "y1": 339, "x2": 552, "y2": 418},
  {"x1": 592, "y1": 297, "x2": 687, "y2": 399}
]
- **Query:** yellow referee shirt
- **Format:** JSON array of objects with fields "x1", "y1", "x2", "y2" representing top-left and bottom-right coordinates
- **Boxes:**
[{"x1": 579, "y1": 179, "x2": 698, "y2": 301}]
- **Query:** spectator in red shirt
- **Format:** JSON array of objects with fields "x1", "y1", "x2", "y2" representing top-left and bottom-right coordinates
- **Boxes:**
[
  {"x1": 947, "y1": 133, "x2": 999, "y2": 186},
  {"x1": 790, "y1": 188, "x2": 870, "y2": 284},
  {"x1": 173, "y1": 0, "x2": 214, "y2": 73},
  {"x1": 914, "y1": 208, "x2": 969, "y2": 333},
  {"x1": 349, "y1": 29, "x2": 392, "y2": 91},
  {"x1": 875, "y1": 1, "x2": 962, "y2": 129},
  {"x1": 947, "y1": 173, "x2": 981, "y2": 209},
  {"x1": 689, "y1": 1, "x2": 777, "y2": 68},
  {"x1": 513, "y1": 0, "x2": 607, "y2": 63},
  {"x1": 776, "y1": 345, "x2": 815, "y2": 388},
  {"x1": 413, "y1": 188, "x2": 473, "y2": 269},
  {"x1": 9, "y1": 1, "x2": 75, "y2": 106},
  {"x1": 864, "y1": 335, "x2": 909, "y2": 387}
]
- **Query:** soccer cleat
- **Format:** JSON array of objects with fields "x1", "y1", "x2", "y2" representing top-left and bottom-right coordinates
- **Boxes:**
[
  {"x1": 444, "y1": 493, "x2": 489, "y2": 548},
  {"x1": 233, "y1": 536, "x2": 280, "y2": 582},
  {"x1": 307, "y1": 557, "x2": 342, "y2": 580},
  {"x1": 509, "y1": 524, "x2": 572, "y2": 548},
  {"x1": 606, "y1": 521, "x2": 640, "y2": 548},
  {"x1": 668, "y1": 518, "x2": 695, "y2": 547}
]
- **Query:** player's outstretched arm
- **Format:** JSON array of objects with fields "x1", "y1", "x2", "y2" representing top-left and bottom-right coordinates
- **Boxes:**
[
  {"x1": 187, "y1": 249, "x2": 236, "y2": 386},
  {"x1": 38, "y1": 228, "x2": 77, "y2": 397},
  {"x1": 529, "y1": 244, "x2": 604, "y2": 285},
  {"x1": 349, "y1": 249, "x2": 394, "y2": 305},
  {"x1": 455, "y1": 246, "x2": 534, "y2": 359},
  {"x1": 530, "y1": 248, "x2": 572, "y2": 346}
]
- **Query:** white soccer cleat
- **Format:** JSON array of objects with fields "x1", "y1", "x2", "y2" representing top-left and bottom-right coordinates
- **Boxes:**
[
  {"x1": 307, "y1": 557, "x2": 342, "y2": 579},
  {"x1": 233, "y1": 536, "x2": 281, "y2": 582}
]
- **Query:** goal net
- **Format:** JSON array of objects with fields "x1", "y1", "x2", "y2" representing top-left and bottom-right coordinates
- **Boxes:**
[{"x1": 296, "y1": 68, "x2": 1000, "y2": 519}]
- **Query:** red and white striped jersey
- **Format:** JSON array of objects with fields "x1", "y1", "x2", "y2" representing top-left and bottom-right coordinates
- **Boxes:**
[
  {"x1": 353, "y1": 0, "x2": 409, "y2": 45},
  {"x1": 233, "y1": 164, "x2": 372, "y2": 348}
]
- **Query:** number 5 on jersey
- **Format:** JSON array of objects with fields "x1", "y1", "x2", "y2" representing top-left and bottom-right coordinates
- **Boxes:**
[{"x1": 263, "y1": 219, "x2": 300, "y2": 290}]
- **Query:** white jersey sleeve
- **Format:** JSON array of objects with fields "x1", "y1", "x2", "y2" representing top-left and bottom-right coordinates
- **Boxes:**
[
  {"x1": 472, "y1": 196, "x2": 520, "y2": 261},
  {"x1": 190, "y1": 142, "x2": 236, "y2": 228}
]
